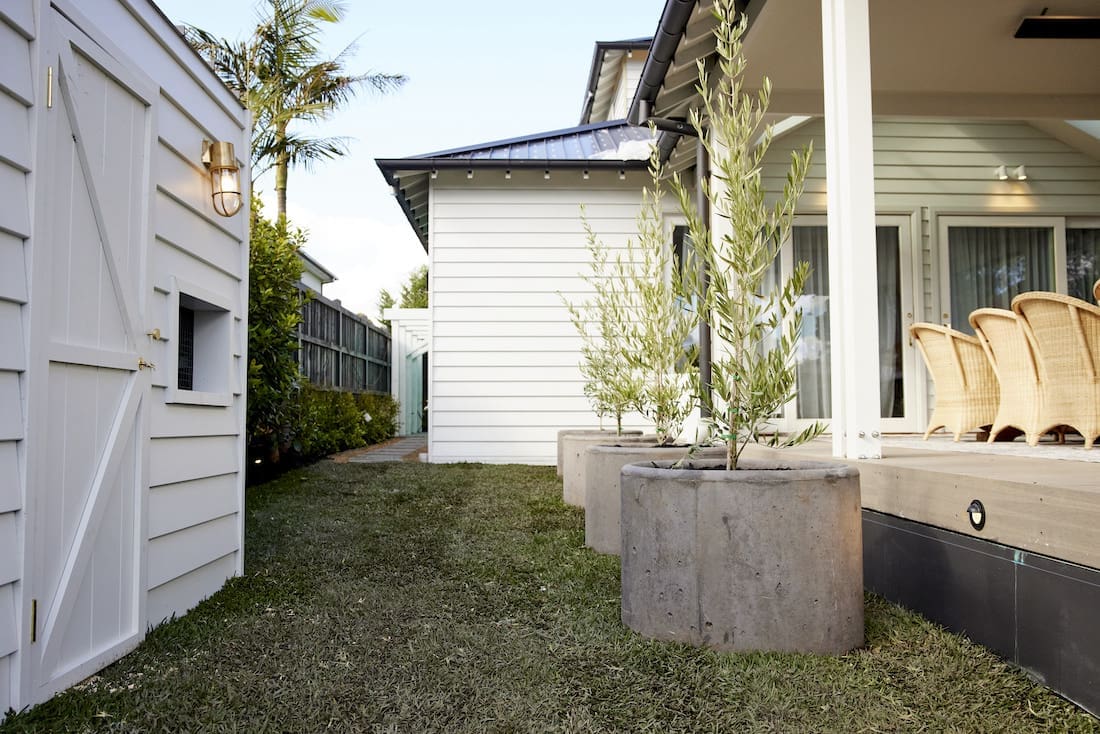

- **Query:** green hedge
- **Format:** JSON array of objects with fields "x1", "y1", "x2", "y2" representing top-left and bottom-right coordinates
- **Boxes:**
[
  {"x1": 356, "y1": 392, "x2": 399, "y2": 446},
  {"x1": 289, "y1": 385, "x2": 399, "y2": 461}
]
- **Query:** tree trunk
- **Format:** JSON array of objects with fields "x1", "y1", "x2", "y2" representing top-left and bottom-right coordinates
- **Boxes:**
[{"x1": 275, "y1": 122, "x2": 289, "y2": 221}]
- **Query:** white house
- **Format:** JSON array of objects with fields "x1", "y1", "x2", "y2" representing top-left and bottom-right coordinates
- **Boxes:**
[
  {"x1": 298, "y1": 249, "x2": 336, "y2": 294},
  {"x1": 379, "y1": 8, "x2": 1100, "y2": 464},
  {"x1": 1, "y1": 0, "x2": 250, "y2": 712},
  {"x1": 378, "y1": 0, "x2": 1100, "y2": 713},
  {"x1": 377, "y1": 35, "x2": 671, "y2": 463}
]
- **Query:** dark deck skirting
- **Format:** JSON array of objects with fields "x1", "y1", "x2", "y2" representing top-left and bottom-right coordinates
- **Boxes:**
[{"x1": 863, "y1": 509, "x2": 1100, "y2": 718}]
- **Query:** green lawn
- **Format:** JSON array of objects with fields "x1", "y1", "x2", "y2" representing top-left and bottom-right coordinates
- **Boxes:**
[{"x1": 4, "y1": 461, "x2": 1097, "y2": 733}]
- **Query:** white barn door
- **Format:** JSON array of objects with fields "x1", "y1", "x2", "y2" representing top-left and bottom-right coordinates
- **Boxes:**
[{"x1": 23, "y1": 10, "x2": 154, "y2": 703}]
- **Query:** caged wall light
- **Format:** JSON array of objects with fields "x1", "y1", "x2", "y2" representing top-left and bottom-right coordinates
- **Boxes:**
[{"x1": 202, "y1": 140, "x2": 242, "y2": 217}]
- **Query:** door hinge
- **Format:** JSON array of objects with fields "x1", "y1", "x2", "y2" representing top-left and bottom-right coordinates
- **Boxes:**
[
  {"x1": 138, "y1": 357, "x2": 156, "y2": 371},
  {"x1": 30, "y1": 598, "x2": 37, "y2": 643},
  {"x1": 46, "y1": 67, "x2": 53, "y2": 109}
]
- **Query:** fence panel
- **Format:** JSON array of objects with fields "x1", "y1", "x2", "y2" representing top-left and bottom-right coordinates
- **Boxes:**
[{"x1": 297, "y1": 286, "x2": 390, "y2": 393}]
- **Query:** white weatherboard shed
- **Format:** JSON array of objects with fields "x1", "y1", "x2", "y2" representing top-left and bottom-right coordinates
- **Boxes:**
[{"x1": 1, "y1": 0, "x2": 249, "y2": 712}]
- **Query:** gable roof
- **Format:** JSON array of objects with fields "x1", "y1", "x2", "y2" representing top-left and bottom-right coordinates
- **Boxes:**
[
  {"x1": 376, "y1": 121, "x2": 654, "y2": 251},
  {"x1": 579, "y1": 38, "x2": 653, "y2": 124}
]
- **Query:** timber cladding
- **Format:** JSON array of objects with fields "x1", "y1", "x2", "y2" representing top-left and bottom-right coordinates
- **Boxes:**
[{"x1": 3, "y1": 0, "x2": 249, "y2": 712}]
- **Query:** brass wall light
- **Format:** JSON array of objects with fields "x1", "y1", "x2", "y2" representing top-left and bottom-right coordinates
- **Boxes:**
[{"x1": 202, "y1": 140, "x2": 242, "y2": 217}]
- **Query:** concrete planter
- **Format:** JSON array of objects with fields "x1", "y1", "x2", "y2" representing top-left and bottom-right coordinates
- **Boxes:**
[
  {"x1": 620, "y1": 457, "x2": 864, "y2": 654},
  {"x1": 556, "y1": 429, "x2": 640, "y2": 478},
  {"x1": 560, "y1": 432, "x2": 648, "y2": 507},
  {"x1": 585, "y1": 444, "x2": 726, "y2": 555}
]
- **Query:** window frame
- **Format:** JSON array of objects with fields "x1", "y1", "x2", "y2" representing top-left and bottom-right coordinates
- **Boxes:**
[
  {"x1": 165, "y1": 277, "x2": 234, "y2": 407},
  {"x1": 936, "y1": 215, "x2": 1067, "y2": 329}
]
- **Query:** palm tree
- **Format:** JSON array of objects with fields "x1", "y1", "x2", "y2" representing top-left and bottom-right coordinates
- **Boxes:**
[{"x1": 185, "y1": 0, "x2": 406, "y2": 219}]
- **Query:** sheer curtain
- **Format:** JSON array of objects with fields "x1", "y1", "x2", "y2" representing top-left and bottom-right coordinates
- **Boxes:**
[
  {"x1": 793, "y1": 227, "x2": 830, "y2": 419},
  {"x1": 1067, "y1": 228, "x2": 1100, "y2": 302},
  {"x1": 948, "y1": 226, "x2": 1052, "y2": 333},
  {"x1": 876, "y1": 228, "x2": 903, "y2": 418}
]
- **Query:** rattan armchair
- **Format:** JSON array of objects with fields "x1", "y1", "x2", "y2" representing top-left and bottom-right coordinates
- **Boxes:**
[
  {"x1": 909, "y1": 323, "x2": 999, "y2": 441},
  {"x1": 1012, "y1": 292, "x2": 1100, "y2": 448},
  {"x1": 1093, "y1": 278, "x2": 1100, "y2": 304},
  {"x1": 969, "y1": 308, "x2": 1043, "y2": 445}
]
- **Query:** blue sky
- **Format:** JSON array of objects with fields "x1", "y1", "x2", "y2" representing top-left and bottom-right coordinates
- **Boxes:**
[{"x1": 154, "y1": 0, "x2": 667, "y2": 317}]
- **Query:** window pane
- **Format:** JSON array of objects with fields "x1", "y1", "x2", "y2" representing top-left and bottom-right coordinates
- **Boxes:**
[
  {"x1": 948, "y1": 226, "x2": 1052, "y2": 333},
  {"x1": 177, "y1": 306, "x2": 195, "y2": 391},
  {"x1": 1067, "y1": 228, "x2": 1100, "y2": 302}
]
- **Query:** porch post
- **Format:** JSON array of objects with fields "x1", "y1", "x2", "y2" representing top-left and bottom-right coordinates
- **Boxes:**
[{"x1": 821, "y1": 0, "x2": 882, "y2": 459}]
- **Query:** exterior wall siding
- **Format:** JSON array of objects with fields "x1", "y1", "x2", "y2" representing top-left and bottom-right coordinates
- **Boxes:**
[
  {"x1": 3, "y1": 0, "x2": 247, "y2": 712},
  {"x1": 609, "y1": 57, "x2": 645, "y2": 121},
  {"x1": 762, "y1": 118, "x2": 1100, "y2": 323},
  {"x1": 0, "y1": 3, "x2": 34, "y2": 715},
  {"x1": 135, "y1": 33, "x2": 248, "y2": 630},
  {"x1": 429, "y1": 169, "x2": 650, "y2": 464}
]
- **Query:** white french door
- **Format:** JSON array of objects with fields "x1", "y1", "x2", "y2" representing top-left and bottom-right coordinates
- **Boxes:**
[
  {"x1": 937, "y1": 216, "x2": 1100, "y2": 332},
  {"x1": 768, "y1": 215, "x2": 923, "y2": 433},
  {"x1": 937, "y1": 216, "x2": 1064, "y2": 333}
]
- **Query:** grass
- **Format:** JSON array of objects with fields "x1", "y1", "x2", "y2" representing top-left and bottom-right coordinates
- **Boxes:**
[{"x1": 3, "y1": 460, "x2": 1097, "y2": 733}]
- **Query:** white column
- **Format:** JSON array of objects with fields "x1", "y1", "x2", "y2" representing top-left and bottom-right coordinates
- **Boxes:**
[
  {"x1": 384, "y1": 309, "x2": 406, "y2": 435},
  {"x1": 821, "y1": 0, "x2": 882, "y2": 459}
]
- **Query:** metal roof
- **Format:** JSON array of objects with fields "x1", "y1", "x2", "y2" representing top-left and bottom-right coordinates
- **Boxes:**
[
  {"x1": 376, "y1": 121, "x2": 655, "y2": 251},
  {"x1": 405, "y1": 120, "x2": 655, "y2": 164}
]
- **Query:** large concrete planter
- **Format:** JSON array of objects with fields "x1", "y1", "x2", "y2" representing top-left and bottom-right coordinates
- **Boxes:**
[
  {"x1": 585, "y1": 444, "x2": 689, "y2": 554},
  {"x1": 561, "y1": 432, "x2": 648, "y2": 507},
  {"x1": 556, "y1": 429, "x2": 640, "y2": 478},
  {"x1": 585, "y1": 444, "x2": 725, "y2": 555},
  {"x1": 620, "y1": 457, "x2": 863, "y2": 654}
]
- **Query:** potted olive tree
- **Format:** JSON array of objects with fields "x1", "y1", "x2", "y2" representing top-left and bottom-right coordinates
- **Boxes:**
[
  {"x1": 558, "y1": 221, "x2": 643, "y2": 502},
  {"x1": 584, "y1": 147, "x2": 703, "y2": 553},
  {"x1": 619, "y1": 0, "x2": 864, "y2": 654}
]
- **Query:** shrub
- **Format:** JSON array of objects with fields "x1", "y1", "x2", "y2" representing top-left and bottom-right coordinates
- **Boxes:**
[
  {"x1": 293, "y1": 385, "x2": 366, "y2": 459},
  {"x1": 279, "y1": 387, "x2": 398, "y2": 465},
  {"x1": 247, "y1": 199, "x2": 305, "y2": 462},
  {"x1": 356, "y1": 392, "x2": 399, "y2": 445}
]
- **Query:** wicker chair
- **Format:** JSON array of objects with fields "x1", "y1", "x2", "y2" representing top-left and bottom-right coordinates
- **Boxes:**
[
  {"x1": 909, "y1": 323, "x2": 999, "y2": 441},
  {"x1": 1011, "y1": 292, "x2": 1100, "y2": 448},
  {"x1": 969, "y1": 308, "x2": 1043, "y2": 445},
  {"x1": 1093, "y1": 278, "x2": 1100, "y2": 304}
]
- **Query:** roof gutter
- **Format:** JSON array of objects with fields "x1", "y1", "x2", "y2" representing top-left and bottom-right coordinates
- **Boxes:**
[
  {"x1": 627, "y1": 0, "x2": 699, "y2": 126},
  {"x1": 375, "y1": 158, "x2": 650, "y2": 174}
]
